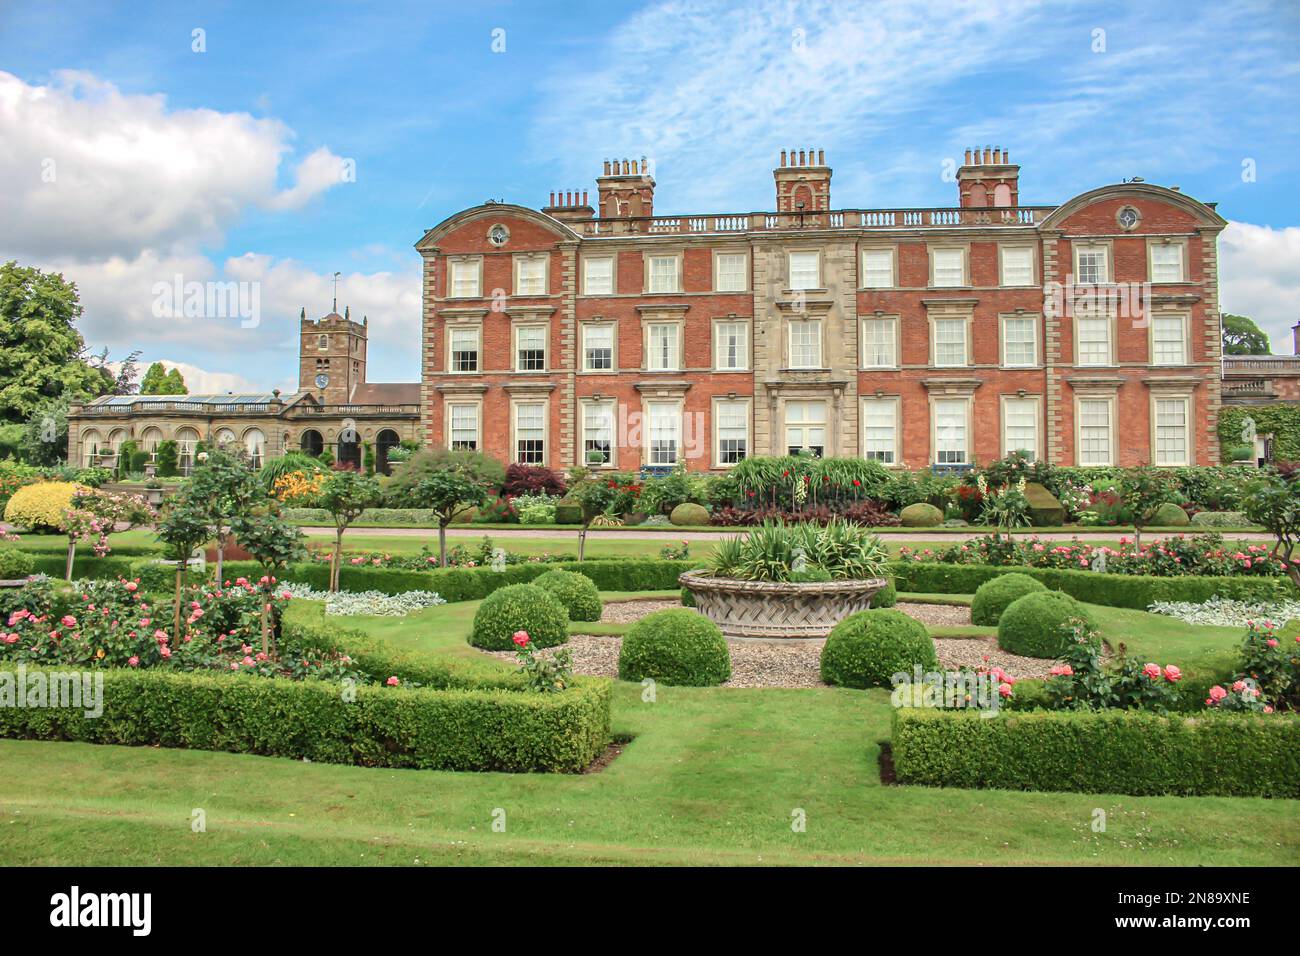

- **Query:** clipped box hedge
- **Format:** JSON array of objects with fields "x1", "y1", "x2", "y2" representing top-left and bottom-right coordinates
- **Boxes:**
[
  {"x1": 887, "y1": 560, "x2": 1296, "y2": 609},
  {"x1": 283, "y1": 507, "x2": 442, "y2": 526},
  {"x1": 891, "y1": 707, "x2": 1300, "y2": 798},
  {"x1": 0, "y1": 664, "x2": 611, "y2": 773}
]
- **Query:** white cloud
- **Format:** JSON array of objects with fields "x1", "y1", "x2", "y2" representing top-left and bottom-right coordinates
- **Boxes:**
[
  {"x1": 108, "y1": 359, "x2": 271, "y2": 395},
  {"x1": 1219, "y1": 221, "x2": 1300, "y2": 354},
  {"x1": 0, "y1": 70, "x2": 347, "y2": 260}
]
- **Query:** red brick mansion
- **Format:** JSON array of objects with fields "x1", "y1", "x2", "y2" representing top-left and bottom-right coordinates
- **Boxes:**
[{"x1": 417, "y1": 146, "x2": 1241, "y2": 473}]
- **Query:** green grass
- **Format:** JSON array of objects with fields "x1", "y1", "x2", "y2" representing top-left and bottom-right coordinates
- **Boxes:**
[{"x1": 1, "y1": 587, "x2": 1296, "y2": 866}]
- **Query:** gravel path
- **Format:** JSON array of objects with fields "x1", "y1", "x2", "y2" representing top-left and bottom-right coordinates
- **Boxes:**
[{"x1": 482, "y1": 599, "x2": 1055, "y2": 688}]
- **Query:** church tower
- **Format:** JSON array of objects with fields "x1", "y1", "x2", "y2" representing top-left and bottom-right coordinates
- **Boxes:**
[{"x1": 299, "y1": 306, "x2": 368, "y2": 405}]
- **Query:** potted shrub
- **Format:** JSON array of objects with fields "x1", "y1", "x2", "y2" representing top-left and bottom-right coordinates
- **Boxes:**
[{"x1": 679, "y1": 521, "x2": 889, "y2": 639}]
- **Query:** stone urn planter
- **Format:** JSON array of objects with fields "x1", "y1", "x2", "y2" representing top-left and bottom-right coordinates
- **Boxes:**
[{"x1": 678, "y1": 570, "x2": 888, "y2": 640}]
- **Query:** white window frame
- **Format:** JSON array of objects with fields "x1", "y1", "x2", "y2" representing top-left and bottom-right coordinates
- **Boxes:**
[
  {"x1": 645, "y1": 321, "x2": 682, "y2": 372},
  {"x1": 998, "y1": 245, "x2": 1036, "y2": 287},
  {"x1": 1152, "y1": 395, "x2": 1192, "y2": 467},
  {"x1": 713, "y1": 251, "x2": 748, "y2": 293},
  {"x1": 1001, "y1": 396, "x2": 1042, "y2": 460},
  {"x1": 931, "y1": 398, "x2": 971, "y2": 466},
  {"x1": 580, "y1": 399, "x2": 616, "y2": 467},
  {"x1": 860, "y1": 397, "x2": 900, "y2": 465},
  {"x1": 788, "y1": 319, "x2": 823, "y2": 369},
  {"x1": 514, "y1": 323, "x2": 548, "y2": 373},
  {"x1": 446, "y1": 401, "x2": 482, "y2": 452},
  {"x1": 1075, "y1": 396, "x2": 1116, "y2": 466},
  {"x1": 645, "y1": 400, "x2": 682, "y2": 466},
  {"x1": 861, "y1": 247, "x2": 896, "y2": 289},
  {"x1": 646, "y1": 254, "x2": 681, "y2": 294},
  {"x1": 513, "y1": 254, "x2": 549, "y2": 296},
  {"x1": 511, "y1": 399, "x2": 548, "y2": 465},
  {"x1": 1075, "y1": 314, "x2": 1114, "y2": 367},
  {"x1": 448, "y1": 257, "x2": 482, "y2": 298},
  {"x1": 1151, "y1": 313, "x2": 1189, "y2": 366},
  {"x1": 447, "y1": 325, "x2": 481, "y2": 374},
  {"x1": 929, "y1": 246, "x2": 968, "y2": 288},
  {"x1": 783, "y1": 400, "x2": 828, "y2": 457},
  {"x1": 787, "y1": 250, "x2": 821, "y2": 291},
  {"x1": 861, "y1": 317, "x2": 899, "y2": 369},
  {"x1": 1148, "y1": 239, "x2": 1187, "y2": 283},
  {"x1": 581, "y1": 256, "x2": 615, "y2": 295},
  {"x1": 931, "y1": 317, "x2": 970, "y2": 368},
  {"x1": 713, "y1": 397, "x2": 751, "y2": 468},
  {"x1": 581, "y1": 322, "x2": 616, "y2": 372},
  {"x1": 713, "y1": 319, "x2": 749, "y2": 371},
  {"x1": 1000, "y1": 314, "x2": 1039, "y2": 368},
  {"x1": 1073, "y1": 243, "x2": 1111, "y2": 285}
]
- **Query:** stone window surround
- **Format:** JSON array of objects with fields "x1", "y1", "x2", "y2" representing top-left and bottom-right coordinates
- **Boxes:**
[
  {"x1": 643, "y1": 250, "x2": 684, "y2": 294},
  {"x1": 1071, "y1": 238, "x2": 1113, "y2": 285},
  {"x1": 997, "y1": 242, "x2": 1037, "y2": 288},
  {"x1": 508, "y1": 392, "x2": 551, "y2": 465},
  {"x1": 443, "y1": 397, "x2": 483, "y2": 451},
  {"x1": 446, "y1": 255, "x2": 484, "y2": 299},
  {"x1": 1145, "y1": 378, "x2": 1200, "y2": 467},
  {"x1": 580, "y1": 319, "x2": 619, "y2": 373},
  {"x1": 712, "y1": 249, "x2": 750, "y2": 293},
  {"x1": 581, "y1": 254, "x2": 617, "y2": 296},
  {"x1": 999, "y1": 309, "x2": 1041, "y2": 368},
  {"x1": 1146, "y1": 236, "x2": 1191, "y2": 284},
  {"x1": 1148, "y1": 309, "x2": 1191, "y2": 367},
  {"x1": 927, "y1": 242, "x2": 971, "y2": 289},
  {"x1": 1000, "y1": 392, "x2": 1044, "y2": 460},
  {"x1": 711, "y1": 315, "x2": 751, "y2": 371},
  {"x1": 512, "y1": 251, "x2": 550, "y2": 297},
  {"x1": 1072, "y1": 308, "x2": 1118, "y2": 368},
  {"x1": 859, "y1": 244, "x2": 898, "y2": 290},
  {"x1": 578, "y1": 395, "x2": 618, "y2": 469},
  {"x1": 1069, "y1": 377, "x2": 1122, "y2": 467},
  {"x1": 859, "y1": 313, "x2": 900, "y2": 370},
  {"x1": 786, "y1": 247, "x2": 824, "y2": 292},
  {"x1": 711, "y1": 394, "x2": 752, "y2": 469}
]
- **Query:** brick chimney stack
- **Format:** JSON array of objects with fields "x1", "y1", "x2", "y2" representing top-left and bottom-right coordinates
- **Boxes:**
[
  {"x1": 1293, "y1": 320, "x2": 1300, "y2": 356},
  {"x1": 542, "y1": 188, "x2": 595, "y2": 223},
  {"x1": 957, "y1": 144, "x2": 1020, "y2": 208},
  {"x1": 596, "y1": 157, "x2": 655, "y2": 219},
  {"x1": 774, "y1": 147, "x2": 831, "y2": 212}
]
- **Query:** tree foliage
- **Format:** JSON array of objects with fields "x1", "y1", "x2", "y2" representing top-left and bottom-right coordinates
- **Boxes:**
[{"x1": 1222, "y1": 313, "x2": 1271, "y2": 356}]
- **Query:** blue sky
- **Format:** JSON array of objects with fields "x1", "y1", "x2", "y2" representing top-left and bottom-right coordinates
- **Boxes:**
[{"x1": 1, "y1": 0, "x2": 1298, "y2": 391}]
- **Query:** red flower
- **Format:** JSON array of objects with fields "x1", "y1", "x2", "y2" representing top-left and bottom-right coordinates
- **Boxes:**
[
  {"x1": 512, "y1": 630, "x2": 531, "y2": 648},
  {"x1": 852, "y1": 479, "x2": 861, "y2": 486}
]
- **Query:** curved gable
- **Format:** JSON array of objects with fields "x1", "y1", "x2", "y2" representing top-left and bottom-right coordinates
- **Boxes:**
[
  {"x1": 1041, "y1": 182, "x2": 1227, "y2": 232},
  {"x1": 415, "y1": 203, "x2": 580, "y2": 251}
]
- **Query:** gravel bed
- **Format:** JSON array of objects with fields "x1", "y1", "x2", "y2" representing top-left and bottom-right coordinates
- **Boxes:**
[{"x1": 481, "y1": 599, "x2": 1054, "y2": 687}]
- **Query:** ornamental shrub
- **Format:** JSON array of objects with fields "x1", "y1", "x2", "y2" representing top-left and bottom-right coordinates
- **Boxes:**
[
  {"x1": 670, "y1": 502, "x2": 710, "y2": 526},
  {"x1": 0, "y1": 549, "x2": 35, "y2": 580},
  {"x1": 618, "y1": 608, "x2": 730, "y2": 686},
  {"x1": 820, "y1": 609, "x2": 937, "y2": 689},
  {"x1": 971, "y1": 573, "x2": 1048, "y2": 626},
  {"x1": 997, "y1": 591, "x2": 1094, "y2": 658},
  {"x1": 532, "y1": 568, "x2": 602, "y2": 622},
  {"x1": 3, "y1": 481, "x2": 82, "y2": 533},
  {"x1": 1152, "y1": 502, "x2": 1190, "y2": 526},
  {"x1": 554, "y1": 498, "x2": 583, "y2": 524},
  {"x1": 899, "y1": 502, "x2": 943, "y2": 527},
  {"x1": 870, "y1": 578, "x2": 897, "y2": 608},
  {"x1": 470, "y1": 583, "x2": 569, "y2": 650}
]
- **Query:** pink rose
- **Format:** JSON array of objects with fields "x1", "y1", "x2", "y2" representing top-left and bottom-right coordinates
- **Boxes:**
[
  {"x1": 1049, "y1": 664, "x2": 1073, "y2": 677},
  {"x1": 386, "y1": 676, "x2": 400, "y2": 686},
  {"x1": 128, "y1": 656, "x2": 139, "y2": 667},
  {"x1": 1163, "y1": 665, "x2": 1181, "y2": 682},
  {"x1": 60, "y1": 615, "x2": 77, "y2": 627},
  {"x1": 160, "y1": 647, "x2": 171, "y2": 659},
  {"x1": 998, "y1": 682, "x2": 1013, "y2": 698},
  {"x1": 125, "y1": 581, "x2": 138, "y2": 592},
  {"x1": 512, "y1": 630, "x2": 531, "y2": 648},
  {"x1": 1142, "y1": 663, "x2": 1161, "y2": 680},
  {"x1": 1266, "y1": 638, "x2": 1279, "y2": 647},
  {"x1": 1208, "y1": 685, "x2": 1227, "y2": 701},
  {"x1": 1232, "y1": 680, "x2": 1247, "y2": 692}
]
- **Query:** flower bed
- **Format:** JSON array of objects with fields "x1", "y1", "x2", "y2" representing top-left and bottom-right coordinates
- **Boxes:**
[
  {"x1": 900, "y1": 532, "x2": 1293, "y2": 578},
  {"x1": 1148, "y1": 597, "x2": 1300, "y2": 628},
  {"x1": 890, "y1": 706, "x2": 1300, "y2": 797}
]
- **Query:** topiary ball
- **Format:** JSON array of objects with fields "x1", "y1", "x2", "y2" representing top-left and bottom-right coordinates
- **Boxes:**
[
  {"x1": 0, "y1": 549, "x2": 35, "y2": 580},
  {"x1": 470, "y1": 583, "x2": 569, "y2": 650},
  {"x1": 680, "y1": 586, "x2": 696, "y2": 608},
  {"x1": 670, "y1": 502, "x2": 710, "y2": 526},
  {"x1": 3, "y1": 481, "x2": 84, "y2": 533},
  {"x1": 997, "y1": 591, "x2": 1094, "y2": 659},
  {"x1": 553, "y1": 499, "x2": 583, "y2": 524},
  {"x1": 820, "y1": 609, "x2": 937, "y2": 689},
  {"x1": 1150, "y1": 502, "x2": 1190, "y2": 526},
  {"x1": 869, "y1": 578, "x2": 897, "y2": 608},
  {"x1": 899, "y1": 502, "x2": 943, "y2": 527},
  {"x1": 532, "y1": 568, "x2": 602, "y2": 622},
  {"x1": 618, "y1": 608, "x2": 730, "y2": 686},
  {"x1": 970, "y1": 573, "x2": 1048, "y2": 626}
]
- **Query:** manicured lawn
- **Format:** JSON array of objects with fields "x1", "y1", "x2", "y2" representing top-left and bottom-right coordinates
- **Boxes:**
[{"x1": 0, "y1": 589, "x2": 1295, "y2": 866}]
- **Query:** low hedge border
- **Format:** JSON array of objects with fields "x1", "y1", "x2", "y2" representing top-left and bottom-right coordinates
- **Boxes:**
[
  {"x1": 0, "y1": 663, "x2": 611, "y2": 773},
  {"x1": 888, "y1": 561, "x2": 1296, "y2": 610},
  {"x1": 891, "y1": 707, "x2": 1300, "y2": 798}
]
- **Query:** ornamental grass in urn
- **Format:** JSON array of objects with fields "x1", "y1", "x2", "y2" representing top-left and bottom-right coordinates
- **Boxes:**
[{"x1": 679, "y1": 521, "x2": 890, "y2": 640}]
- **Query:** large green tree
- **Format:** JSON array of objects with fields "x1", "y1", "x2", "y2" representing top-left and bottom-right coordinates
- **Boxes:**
[
  {"x1": 0, "y1": 261, "x2": 113, "y2": 425},
  {"x1": 140, "y1": 362, "x2": 189, "y2": 395},
  {"x1": 1222, "y1": 313, "x2": 1271, "y2": 356}
]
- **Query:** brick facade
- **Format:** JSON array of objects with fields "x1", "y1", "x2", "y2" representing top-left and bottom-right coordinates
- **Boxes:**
[{"x1": 417, "y1": 147, "x2": 1230, "y2": 472}]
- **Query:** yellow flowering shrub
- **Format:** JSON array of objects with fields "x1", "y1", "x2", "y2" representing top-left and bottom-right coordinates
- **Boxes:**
[
  {"x1": 3, "y1": 481, "x2": 86, "y2": 532},
  {"x1": 272, "y1": 470, "x2": 327, "y2": 506}
]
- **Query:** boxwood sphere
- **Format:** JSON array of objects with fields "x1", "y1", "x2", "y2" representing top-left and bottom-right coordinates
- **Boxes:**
[
  {"x1": 532, "y1": 568, "x2": 602, "y2": 622},
  {"x1": 870, "y1": 578, "x2": 897, "y2": 609},
  {"x1": 996, "y1": 591, "x2": 1094, "y2": 659},
  {"x1": 899, "y1": 502, "x2": 943, "y2": 527},
  {"x1": 1151, "y1": 502, "x2": 1190, "y2": 526},
  {"x1": 470, "y1": 583, "x2": 570, "y2": 650},
  {"x1": 618, "y1": 608, "x2": 730, "y2": 686},
  {"x1": 970, "y1": 573, "x2": 1048, "y2": 626},
  {"x1": 820, "y1": 609, "x2": 937, "y2": 689}
]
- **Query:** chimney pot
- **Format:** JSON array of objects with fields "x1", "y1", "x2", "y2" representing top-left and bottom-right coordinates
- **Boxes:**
[
  {"x1": 780, "y1": 149, "x2": 787, "y2": 166},
  {"x1": 983, "y1": 146, "x2": 992, "y2": 163},
  {"x1": 818, "y1": 148, "x2": 824, "y2": 165}
]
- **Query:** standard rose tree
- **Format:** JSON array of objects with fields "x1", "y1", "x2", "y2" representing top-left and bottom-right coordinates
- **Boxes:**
[
  {"x1": 411, "y1": 468, "x2": 488, "y2": 567},
  {"x1": 317, "y1": 470, "x2": 382, "y2": 591},
  {"x1": 230, "y1": 502, "x2": 307, "y2": 655},
  {"x1": 1245, "y1": 470, "x2": 1300, "y2": 589},
  {"x1": 565, "y1": 469, "x2": 626, "y2": 561},
  {"x1": 62, "y1": 488, "x2": 152, "y2": 581},
  {"x1": 185, "y1": 447, "x2": 262, "y2": 583},
  {"x1": 153, "y1": 494, "x2": 214, "y2": 643},
  {"x1": 1117, "y1": 467, "x2": 1181, "y2": 549}
]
